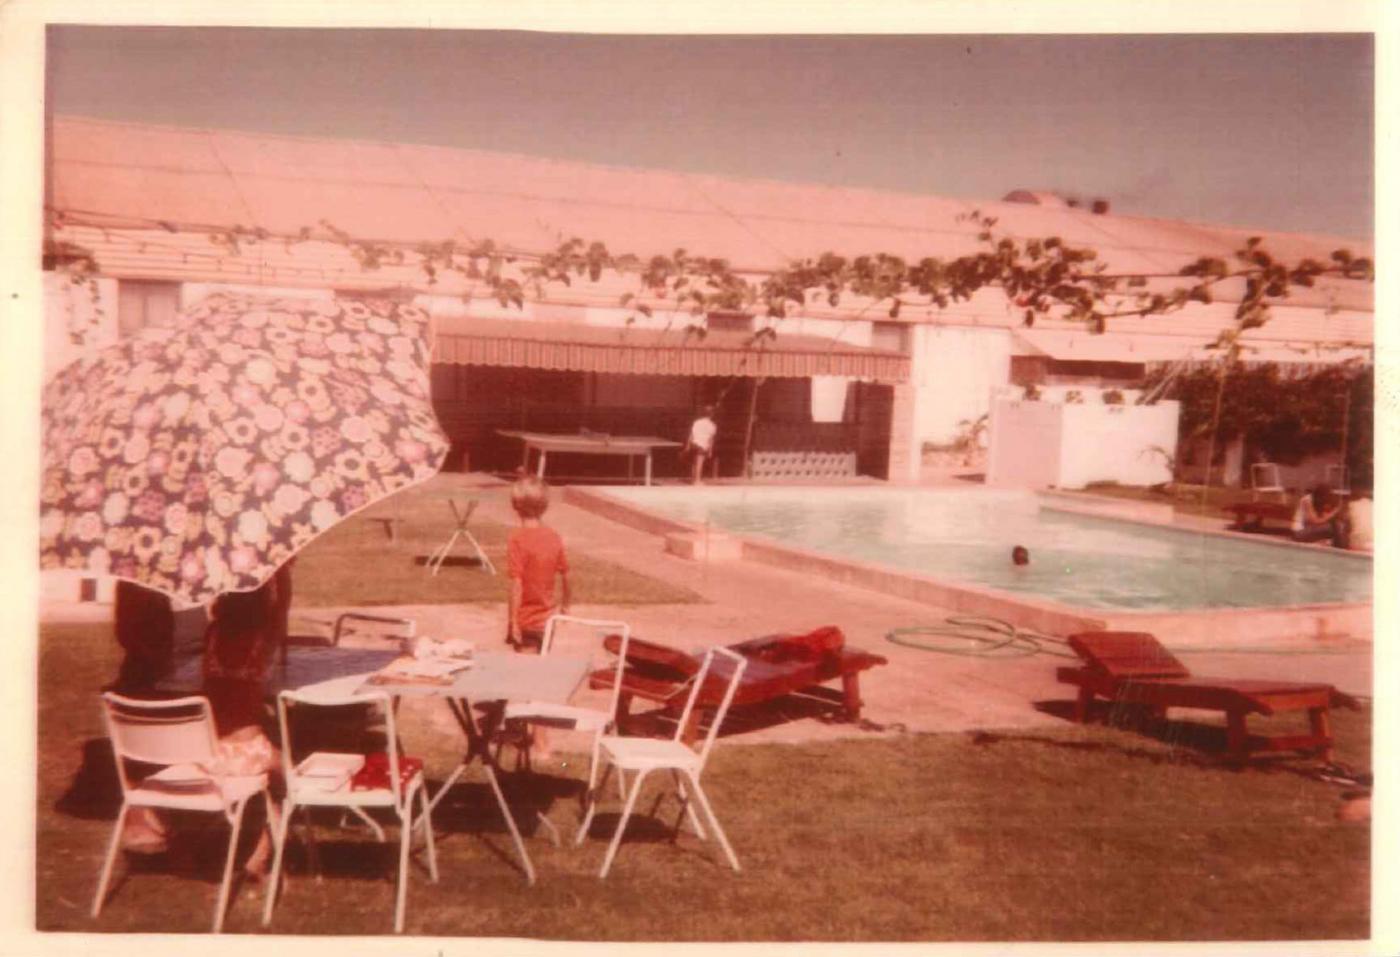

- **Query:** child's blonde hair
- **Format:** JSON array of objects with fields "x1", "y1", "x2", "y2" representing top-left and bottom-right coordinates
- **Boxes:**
[{"x1": 510, "y1": 475, "x2": 551, "y2": 519}]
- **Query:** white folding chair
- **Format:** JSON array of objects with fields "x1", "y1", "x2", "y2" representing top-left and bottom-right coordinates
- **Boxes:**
[
  {"x1": 262, "y1": 688, "x2": 437, "y2": 934},
  {"x1": 426, "y1": 497, "x2": 497, "y2": 576},
  {"x1": 91, "y1": 693, "x2": 277, "y2": 933},
  {"x1": 331, "y1": 612, "x2": 417, "y2": 649},
  {"x1": 498, "y1": 615, "x2": 632, "y2": 843},
  {"x1": 576, "y1": 646, "x2": 749, "y2": 878},
  {"x1": 1250, "y1": 462, "x2": 1285, "y2": 502}
]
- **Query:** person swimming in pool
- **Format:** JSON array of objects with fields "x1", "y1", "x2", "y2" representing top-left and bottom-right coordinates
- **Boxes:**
[{"x1": 1011, "y1": 545, "x2": 1030, "y2": 566}]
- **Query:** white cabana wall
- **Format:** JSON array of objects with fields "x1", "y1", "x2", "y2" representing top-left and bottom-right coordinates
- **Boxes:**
[
  {"x1": 986, "y1": 393, "x2": 1180, "y2": 489},
  {"x1": 910, "y1": 325, "x2": 1014, "y2": 445}
]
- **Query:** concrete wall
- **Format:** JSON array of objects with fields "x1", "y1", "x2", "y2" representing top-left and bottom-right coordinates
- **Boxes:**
[
  {"x1": 1056, "y1": 400, "x2": 1179, "y2": 488},
  {"x1": 986, "y1": 397, "x2": 1063, "y2": 489},
  {"x1": 886, "y1": 384, "x2": 921, "y2": 484},
  {"x1": 986, "y1": 393, "x2": 1179, "y2": 489}
]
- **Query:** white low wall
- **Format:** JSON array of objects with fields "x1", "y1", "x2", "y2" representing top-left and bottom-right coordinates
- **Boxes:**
[{"x1": 987, "y1": 394, "x2": 1179, "y2": 489}]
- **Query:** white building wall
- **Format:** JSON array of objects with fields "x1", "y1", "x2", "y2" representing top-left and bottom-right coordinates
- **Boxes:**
[
  {"x1": 1056, "y1": 401, "x2": 1180, "y2": 488},
  {"x1": 987, "y1": 395, "x2": 1180, "y2": 489},
  {"x1": 43, "y1": 273, "x2": 118, "y2": 379},
  {"x1": 910, "y1": 325, "x2": 1013, "y2": 446},
  {"x1": 986, "y1": 397, "x2": 1063, "y2": 489}
]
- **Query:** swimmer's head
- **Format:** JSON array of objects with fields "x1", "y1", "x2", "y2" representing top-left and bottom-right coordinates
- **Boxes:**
[{"x1": 1011, "y1": 546, "x2": 1030, "y2": 566}]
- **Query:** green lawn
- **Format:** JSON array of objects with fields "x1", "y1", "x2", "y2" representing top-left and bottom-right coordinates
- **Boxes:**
[
  {"x1": 291, "y1": 475, "x2": 700, "y2": 607},
  {"x1": 37, "y1": 620, "x2": 1370, "y2": 940}
]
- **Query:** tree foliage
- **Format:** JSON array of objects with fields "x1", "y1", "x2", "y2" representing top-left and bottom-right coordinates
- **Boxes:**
[{"x1": 1144, "y1": 361, "x2": 1373, "y2": 488}]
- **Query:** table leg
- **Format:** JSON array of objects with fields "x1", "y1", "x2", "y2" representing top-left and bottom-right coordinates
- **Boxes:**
[
  {"x1": 427, "y1": 697, "x2": 537, "y2": 884},
  {"x1": 521, "y1": 442, "x2": 531, "y2": 474},
  {"x1": 644, "y1": 452, "x2": 653, "y2": 486},
  {"x1": 537, "y1": 449, "x2": 547, "y2": 479}
]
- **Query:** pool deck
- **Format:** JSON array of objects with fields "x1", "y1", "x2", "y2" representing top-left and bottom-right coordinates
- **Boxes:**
[{"x1": 38, "y1": 471, "x2": 1372, "y2": 751}]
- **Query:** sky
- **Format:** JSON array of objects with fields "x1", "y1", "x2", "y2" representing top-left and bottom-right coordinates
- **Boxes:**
[{"x1": 44, "y1": 27, "x2": 1376, "y2": 238}]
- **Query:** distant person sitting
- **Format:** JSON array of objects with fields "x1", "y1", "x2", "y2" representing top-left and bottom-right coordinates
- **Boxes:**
[
  {"x1": 1011, "y1": 545, "x2": 1030, "y2": 566},
  {"x1": 684, "y1": 405, "x2": 718, "y2": 484},
  {"x1": 1291, "y1": 483, "x2": 1350, "y2": 548}
]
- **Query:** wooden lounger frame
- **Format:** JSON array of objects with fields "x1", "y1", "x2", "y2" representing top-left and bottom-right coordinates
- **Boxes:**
[{"x1": 1056, "y1": 631, "x2": 1360, "y2": 762}]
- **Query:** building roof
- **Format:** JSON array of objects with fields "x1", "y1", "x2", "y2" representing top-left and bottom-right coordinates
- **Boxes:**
[{"x1": 46, "y1": 115, "x2": 1373, "y2": 362}]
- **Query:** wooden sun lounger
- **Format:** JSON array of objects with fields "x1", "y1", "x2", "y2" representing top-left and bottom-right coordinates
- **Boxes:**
[
  {"x1": 592, "y1": 626, "x2": 888, "y2": 741},
  {"x1": 1056, "y1": 631, "x2": 1360, "y2": 762}
]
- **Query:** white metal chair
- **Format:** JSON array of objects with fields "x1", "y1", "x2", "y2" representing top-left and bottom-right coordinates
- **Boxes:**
[
  {"x1": 576, "y1": 646, "x2": 749, "y2": 878},
  {"x1": 262, "y1": 688, "x2": 437, "y2": 934},
  {"x1": 1325, "y1": 463, "x2": 1351, "y2": 497},
  {"x1": 91, "y1": 693, "x2": 277, "y2": 933},
  {"x1": 1249, "y1": 462, "x2": 1286, "y2": 502},
  {"x1": 498, "y1": 615, "x2": 633, "y2": 843},
  {"x1": 331, "y1": 611, "x2": 417, "y2": 648}
]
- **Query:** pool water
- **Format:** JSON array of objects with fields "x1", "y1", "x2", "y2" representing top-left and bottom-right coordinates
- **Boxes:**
[{"x1": 602, "y1": 486, "x2": 1372, "y2": 612}]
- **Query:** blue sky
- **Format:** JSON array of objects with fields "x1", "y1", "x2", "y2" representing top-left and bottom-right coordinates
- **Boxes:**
[{"x1": 46, "y1": 28, "x2": 1374, "y2": 238}]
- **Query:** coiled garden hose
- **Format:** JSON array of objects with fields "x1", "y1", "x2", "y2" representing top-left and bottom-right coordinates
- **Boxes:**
[{"x1": 886, "y1": 616, "x2": 1078, "y2": 659}]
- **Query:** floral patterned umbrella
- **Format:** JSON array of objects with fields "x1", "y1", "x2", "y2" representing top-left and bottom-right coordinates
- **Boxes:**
[{"x1": 40, "y1": 292, "x2": 449, "y2": 606}]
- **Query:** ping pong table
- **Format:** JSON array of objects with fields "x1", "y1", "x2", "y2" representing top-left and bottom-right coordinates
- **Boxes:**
[{"x1": 497, "y1": 430, "x2": 682, "y2": 485}]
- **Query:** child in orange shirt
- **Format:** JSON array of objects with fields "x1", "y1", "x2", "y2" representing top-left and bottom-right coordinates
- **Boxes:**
[
  {"x1": 504, "y1": 476, "x2": 571, "y2": 765},
  {"x1": 506, "y1": 476, "x2": 571, "y2": 652}
]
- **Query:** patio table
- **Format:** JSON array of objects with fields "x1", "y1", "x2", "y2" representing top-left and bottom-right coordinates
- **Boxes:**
[
  {"x1": 298, "y1": 650, "x2": 591, "y2": 885},
  {"x1": 158, "y1": 645, "x2": 403, "y2": 697}
]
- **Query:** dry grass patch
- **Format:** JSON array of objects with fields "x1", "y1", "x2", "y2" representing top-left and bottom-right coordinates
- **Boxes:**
[{"x1": 292, "y1": 475, "x2": 700, "y2": 607}]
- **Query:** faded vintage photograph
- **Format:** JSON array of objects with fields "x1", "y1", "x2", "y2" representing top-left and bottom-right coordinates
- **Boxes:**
[{"x1": 16, "y1": 10, "x2": 1383, "y2": 949}]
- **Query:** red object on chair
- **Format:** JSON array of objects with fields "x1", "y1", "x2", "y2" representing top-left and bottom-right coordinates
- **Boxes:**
[{"x1": 351, "y1": 753, "x2": 425, "y2": 792}]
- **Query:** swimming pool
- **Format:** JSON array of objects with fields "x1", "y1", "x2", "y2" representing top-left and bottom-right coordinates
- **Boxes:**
[{"x1": 592, "y1": 486, "x2": 1371, "y2": 614}]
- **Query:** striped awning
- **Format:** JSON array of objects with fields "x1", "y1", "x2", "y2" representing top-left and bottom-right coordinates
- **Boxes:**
[{"x1": 431, "y1": 316, "x2": 909, "y2": 382}]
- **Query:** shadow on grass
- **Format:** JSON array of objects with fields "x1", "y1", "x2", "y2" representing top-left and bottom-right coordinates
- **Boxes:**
[
  {"x1": 1009, "y1": 698, "x2": 1336, "y2": 780},
  {"x1": 619, "y1": 686, "x2": 897, "y2": 741},
  {"x1": 410, "y1": 555, "x2": 489, "y2": 569},
  {"x1": 55, "y1": 737, "x2": 124, "y2": 821}
]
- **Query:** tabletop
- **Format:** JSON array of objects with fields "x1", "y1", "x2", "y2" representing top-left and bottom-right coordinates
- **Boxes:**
[
  {"x1": 159, "y1": 646, "x2": 403, "y2": 698},
  {"x1": 300, "y1": 650, "x2": 591, "y2": 706},
  {"x1": 496, "y1": 429, "x2": 681, "y2": 454}
]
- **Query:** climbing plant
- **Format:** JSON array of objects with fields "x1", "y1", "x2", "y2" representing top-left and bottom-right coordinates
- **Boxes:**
[{"x1": 46, "y1": 206, "x2": 1373, "y2": 350}]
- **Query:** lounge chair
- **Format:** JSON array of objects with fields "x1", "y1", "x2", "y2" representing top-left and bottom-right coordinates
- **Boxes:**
[
  {"x1": 1056, "y1": 631, "x2": 1360, "y2": 761},
  {"x1": 591, "y1": 626, "x2": 887, "y2": 741},
  {"x1": 1225, "y1": 499, "x2": 1295, "y2": 532}
]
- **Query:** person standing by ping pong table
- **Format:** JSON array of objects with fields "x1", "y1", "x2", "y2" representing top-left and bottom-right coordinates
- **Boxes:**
[{"x1": 683, "y1": 405, "x2": 717, "y2": 485}]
